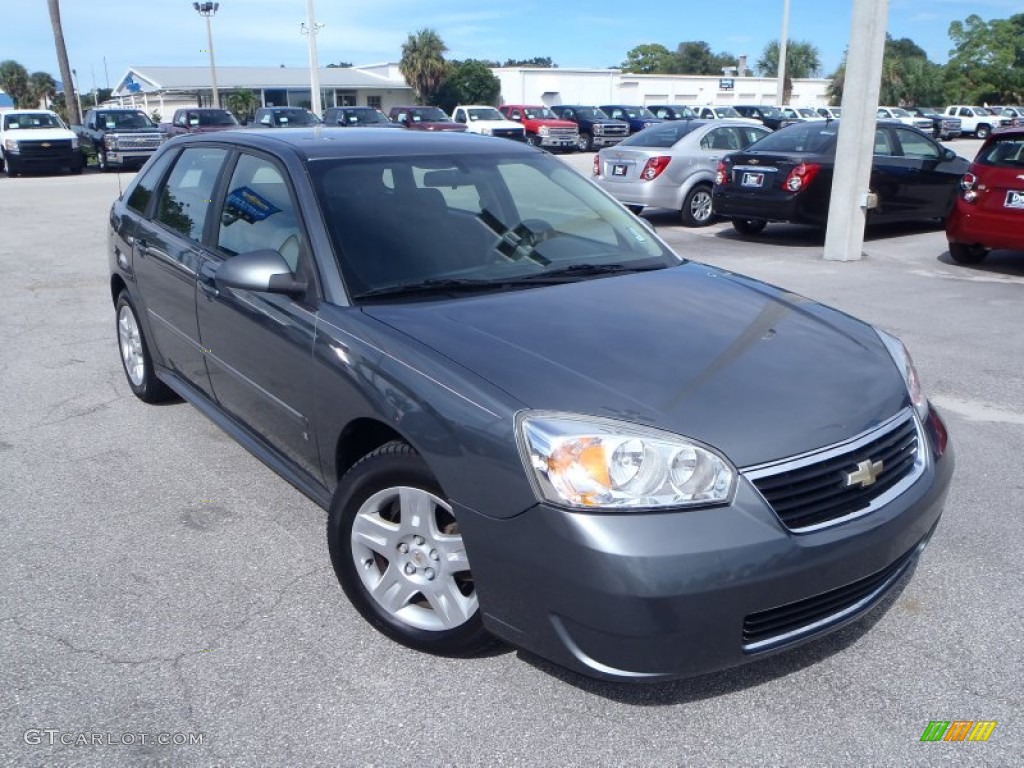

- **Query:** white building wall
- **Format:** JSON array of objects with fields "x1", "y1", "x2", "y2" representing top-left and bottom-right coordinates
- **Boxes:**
[{"x1": 494, "y1": 68, "x2": 831, "y2": 108}]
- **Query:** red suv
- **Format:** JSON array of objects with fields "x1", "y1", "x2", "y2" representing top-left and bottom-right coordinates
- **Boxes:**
[{"x1": 946, "y1": 127, "x2": 1024, "y2": 263}]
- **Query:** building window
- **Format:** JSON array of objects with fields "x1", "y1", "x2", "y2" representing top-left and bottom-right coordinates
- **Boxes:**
[{"x1": 366, "y1": 95, "x2": 382, "y2": 110}]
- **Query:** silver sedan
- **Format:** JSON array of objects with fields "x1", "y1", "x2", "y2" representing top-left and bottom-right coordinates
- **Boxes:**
[{"x1": 593, "y1": 119, "x2": 770, "y2": 226}]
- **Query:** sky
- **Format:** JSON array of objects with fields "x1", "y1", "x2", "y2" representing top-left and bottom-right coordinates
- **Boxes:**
[{"x1": 3, "y1": 0, "x2": 1020, "y2": 92}]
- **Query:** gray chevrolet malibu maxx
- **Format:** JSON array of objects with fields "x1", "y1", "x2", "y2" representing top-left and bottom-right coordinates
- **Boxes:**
[{"x1": 109, "y1": 128, "x2": 953, "y2": 682}]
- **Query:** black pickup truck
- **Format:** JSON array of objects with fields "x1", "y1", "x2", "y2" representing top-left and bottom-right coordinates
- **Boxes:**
[
  {"x1": 73, "y1": 108, "x2": 166, "y2": 171},
  {"x1": 549, "y1": 105, "x2": 629, "y2": 151}
]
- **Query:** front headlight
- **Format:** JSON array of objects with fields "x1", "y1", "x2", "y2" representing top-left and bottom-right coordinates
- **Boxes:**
[
  {"x1": 517, "y1": 412, "x2": 735, "y2": 510},
  {"x1": 480, "y1": 126, "x2": 493, "y2": 136},
  {"x1": 876, "y1": 329, "x2": 928, "y2": 420},
  {"x1": 71, "y1": 136, "x2": 79, "y2": 149},
  {"x1": 538, "y1": 125, "x2": 550, "y2": 136},
  {"x1": 4, "y1": 138, "x2": 20, "y2": 153},
  {"x1": 104, "y1": 135, "x2": 117, "y2": 149}
]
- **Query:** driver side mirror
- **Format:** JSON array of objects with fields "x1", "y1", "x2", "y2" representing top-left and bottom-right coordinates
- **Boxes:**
[{"x1": 216, "y1": 250, "x2": 306, "y2": 296}]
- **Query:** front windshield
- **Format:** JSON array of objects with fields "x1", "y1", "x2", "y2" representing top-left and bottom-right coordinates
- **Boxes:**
[
  {"x1": 342, "y1": 109, "x2": 388, "y2": 124},
  {"x1": 749, "y1": 122, "x2": 838, "y2": 153},
  {"x1": 468, "y1": 108, "x2": 504, "y2": 121},
  {"x1": 757, "y1": 107, "x2": 783, "y2": 117},
  {"x1": 279, "y1": 110, "x2": 320, "y2": 125},
  {"x1": 890, "y1": 108, "x2": 911, "y2": 117},
  {"x1": 796, "y1": 108, "x2": 818, "y2": 118},
  {"x1": 3, "y1": 112, "x2": 63, "y2": 129},
  {"x1": 974, "y1": 107, "x2": 993, "y2": 115},
  {"x1": 574, "y1": 108, "x2": 609, "y2": 120},
  {"x1": 311, "y1": 152, "x2": 678, "y2": 300},
  {"x1": 410, "y1": 107, "x2": 450, "y2": 122},
  {"x1": 619, "y1": 120, "x2": 701, "y2": 148},
  {"x1": 98, "y1": 111, "x2": 155, "y2": 128},
  {"x1": 714, "y1": 107, "x2": 742, "y2": 118},
  {"x1": 199, "y1": 111, "x2": 238, "y2": 126},
  {"x1": 523, "y1": 107, "x2": 557, "y2": 119}
]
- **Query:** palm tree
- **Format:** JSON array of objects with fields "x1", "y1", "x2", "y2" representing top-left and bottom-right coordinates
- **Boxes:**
[
  {"x1": 47, "y1": 0, "x2": 81, "y2": 124},
  {"x1": 29, "y1": 71, "x2": 57, "y2": 109},
  {"x1": 225, "y1": 89, "x2": 260, "y2": 124},
  {"x1": 0, "y1": 60, "x2": 33, "y2": 107},
  {"x1": 399, "y1": 29, "x2": 448, "y2": 105},
  {"x1": 757, "y1": 40, "x2": 822, "y2": 104}
]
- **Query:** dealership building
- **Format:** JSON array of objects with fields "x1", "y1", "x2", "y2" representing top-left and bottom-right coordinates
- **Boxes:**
[{"x1": 112, "y1": 64, "x2": 831, "y2": 117}]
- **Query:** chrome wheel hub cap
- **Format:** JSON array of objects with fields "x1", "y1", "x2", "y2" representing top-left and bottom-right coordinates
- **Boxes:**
[
  {"x1": 118, "y1": 305, "x2": 145, "y2": 386},
  {"x1": 351, "y1": 486, "x2": 476, "y2": 631},
  {"x1": 691, "y1": 190, "x2": 712, "y2": 222}
]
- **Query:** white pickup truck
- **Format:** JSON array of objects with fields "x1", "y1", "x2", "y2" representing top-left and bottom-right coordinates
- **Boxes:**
[
  {"x1": 451, "y1": 105, "x2": 526, "y2": 141},
  {"x1": 944, "y1": 106, "x2": 1011, "y2": 138},
  {"x1": 876, "y1": 107, "x2": 933, "y2": 132},
  {"x1": 1, "y1": 109, "x2": 83, "y2": 176}
]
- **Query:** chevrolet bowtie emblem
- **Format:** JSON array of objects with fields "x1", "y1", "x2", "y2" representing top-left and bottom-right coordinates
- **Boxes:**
[
  {"x1": 41, "y1": 142, "x2": 51, "y2": 147},
  {"x1": 749, "y1": 158, "x2": 759, "y2": 164},
  {"x1": 844, "y1": 459, "x2": 884, "y2": 488}
]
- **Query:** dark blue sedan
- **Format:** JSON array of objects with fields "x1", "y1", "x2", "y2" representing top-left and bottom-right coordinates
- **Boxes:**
[{"x1": 108, "y1": 128, "x2": 953, "y2": 681}]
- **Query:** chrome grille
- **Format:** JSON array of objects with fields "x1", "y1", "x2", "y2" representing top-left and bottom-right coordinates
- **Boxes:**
[
  {"x1": 117, "y1": 134, "x2": 163, "y2": 150},
  {"x1": 548, "y1": 128, "x2": 576, "y2": 137},
  {"x1": 744, "y1": 409, "x2": 923, "y2": 533}
]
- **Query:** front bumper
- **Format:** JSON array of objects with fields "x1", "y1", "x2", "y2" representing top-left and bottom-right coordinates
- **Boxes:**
[
  {"x1": 105, "y1": 150, "x2": 157, "y2": 167},
  {"x1": 592, "y1": 134, "x2": 626, "y2": 148},
  {"x1": 6, "y1": 149, "x2": 81, "y2": 173},
  {"x1": 539, "y1": 135, "x2": 578, "y2": 149},
  {"x1": 457, "y1": 410, "x2": 953, "y2": 681}
]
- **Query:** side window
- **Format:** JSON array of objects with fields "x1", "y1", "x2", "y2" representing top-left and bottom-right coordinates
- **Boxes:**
[
  {"x1": 155, "y1": 147, "x2": 227, "y2": 241},
  {"x1": 454, "y1": 109, "x2": 465, "y2": 123},
  {"x1": 959, "y1": 108, "x2": 971, "y2": 117},
  {"x1": 217, "y1": 153, "x2": 303, "y2": 270},
  {"x1": 126, "y1": 148, "x2": 177, "y2": 214},
  {"x1": 702, "y1": 127, "x2": 739, "y2": 151},
  {"x1": 876, "y1": 109, "x2": 888, "y2": 118},
  {"x1": 873, "y1": 128, "x2": 895, "y2": 156},
  {"x1": 739, "y1": 127, "x2": 769, "y2": 147},
  {"x1": 896, "y1": 129, "x2": 940, "y2": 159}
]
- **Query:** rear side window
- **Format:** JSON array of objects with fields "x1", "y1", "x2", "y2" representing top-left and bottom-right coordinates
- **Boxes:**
[
  {"x1": 977, "y1": 137, "x2": 1024, "y2": 167},
  {"x1": 155, "y1": 147, "x2": 228, "y2": 242},
  {"x1": 126, "y1": 149, "x2": 177, "y2": 214}
]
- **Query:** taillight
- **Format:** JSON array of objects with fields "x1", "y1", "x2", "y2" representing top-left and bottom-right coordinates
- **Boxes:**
[
  {"x1": 782, "y1": 162, "x2": 820, "y2": 192},
  {"x1": 960, "y1": 171, "x2": 980, "y2": 203},
  {"x1": 593, "y1": 155, "x2": 601, "y2": 177},
  {"x1": 715, "y1": 161, "x2": 728, "y2": 185},
  {"x1": 640, "y1": 156, "x2": 671, "y2": 181}
]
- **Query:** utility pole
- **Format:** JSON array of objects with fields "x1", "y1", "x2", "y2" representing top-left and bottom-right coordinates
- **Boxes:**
[
  {"x1": 823, "y1": 0, "x2": 889, "y2": 261},
  {"x1": 302, "y1": 0, "x2": 323, "y2": 115},
  {"x1": 193, "y1": 2, "x2": 221, "y2": 108},
  {"x1": 776, "y1": 0, "x2": 790, "y2": 105}
]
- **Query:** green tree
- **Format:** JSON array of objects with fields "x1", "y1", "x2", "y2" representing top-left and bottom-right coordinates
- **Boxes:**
[
  {"x1": 620, "y1": 44, "x2": 674, "y2": 74},
  {"x1": 0, "y1": 60, "x2": 32, "y2": 107},
  {"x1": 502, "y1": 57, "x2": 556, "y2": 68},
  {"x1": 326, "y1": 62, "x2": 353, "y2": 68},
  {"x1": 672, "y1": 41, "x2": 737, "y2": 75},
  {"x1": 47, "y1": 0, "x2": 81, "y2": 125},
  {"x1": 29, "y1": 71, "x2": 57, "y2": 108},
  {"x1": 435, "y1": 59, "x2": 501, "y2": 113},
  {"x1": 757, "y1": 40, "x2": 822, "y2": 103},
  {"x1": 828, "y1": 35, "x2": 945, "y2": 106},
  {"x1": 225, "y1": 89, "x2": 260, "y2": 123},
  {"x1": 945, "y1": 13, "x2": 1024, "y2": 104},
  {"x1": 399, "y1": 28, "x2": 449, "y2": 105}
]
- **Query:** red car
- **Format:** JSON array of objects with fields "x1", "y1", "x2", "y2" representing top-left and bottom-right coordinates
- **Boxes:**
[{"x1": 946, "y1": 127, "x2": 1024, "y2": 263}]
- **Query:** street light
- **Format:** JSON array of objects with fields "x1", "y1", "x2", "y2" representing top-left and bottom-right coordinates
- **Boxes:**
[
  {"x1": 300, "y1": 0, "x2": 323, "y2": 115},
  {"x1": 193, "y1": 2, "x2": 221, "y2": 108}
]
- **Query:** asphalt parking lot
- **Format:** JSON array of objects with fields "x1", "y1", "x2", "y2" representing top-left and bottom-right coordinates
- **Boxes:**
[{"x1": 1, "y1": 141, "x2": 1022, "y2": 766}]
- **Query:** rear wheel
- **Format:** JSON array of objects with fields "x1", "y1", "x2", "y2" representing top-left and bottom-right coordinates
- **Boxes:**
[
  {"x1": 328, "y1": 441, "x2": 491, "y2": 656},
  {"x1": 948, "y1": 242, "x2": 988, "y2": 264},
  {"x1": 116, "y1": 292, "x2": 174, "y2": 402},
  {"x1": 680, "y1": 184, "x2": 714, "y2": 227},
  {"x1": 732, "y1": 218, "x2": 767, "y2": 235}
]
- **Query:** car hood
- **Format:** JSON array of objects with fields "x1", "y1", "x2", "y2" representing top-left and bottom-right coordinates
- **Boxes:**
[
  {"x1": 363, "y1": 264, "x2": 908, "y2": 467},
  {"x1": 526, "y1": 119, "x2": 577, "y2": 129},
  {"x1": 410, "y1": 122, "x2": 466, "y2": 131}
]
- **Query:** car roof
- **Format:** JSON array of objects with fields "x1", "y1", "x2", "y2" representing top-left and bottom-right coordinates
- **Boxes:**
[{"x1": 166, "y1": 127, "x2": 537, "y2": 160}]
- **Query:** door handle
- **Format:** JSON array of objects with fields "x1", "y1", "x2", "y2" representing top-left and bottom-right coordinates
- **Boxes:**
[
  {"x1": 136, "y1": 238, "x2": 149, "y2": 257},
  {"x1": 199, "y1": 279, "x2": 219, "y2": 299}
]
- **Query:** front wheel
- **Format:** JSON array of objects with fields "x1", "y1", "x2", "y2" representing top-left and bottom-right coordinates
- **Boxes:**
[
  {"x1": 328, "y1": 441, "x2": 491, "y2": 656},
  {"x1": 680, "y1": 184, "x2": 714, "y2": 227},
  {"x1": 577, "y1": 133, "x2": 593, "y2": 152},
  {"x1": 525, "y1": 133, "x2": 541, "y2": 148},
  {"x1": 948, "y1": 242, "x2": 988, "y2": 264},
  {"x1": 97, "y1": 148, "x2": 110, "y2": 172},
  {"x1": 732, "y1": 218, "x2": 767, "y2": 235},
  {"x1": 1, "y1": 152, "x2": 16, "y2": 177},
  {"x1": 975, "y1": 125, "x2": 991, "y2": 139}
]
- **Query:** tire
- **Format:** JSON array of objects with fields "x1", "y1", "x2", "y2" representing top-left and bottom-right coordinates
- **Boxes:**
[
  {"x1": 115, "y1": 292, "x2": 174, "y2": 403},
  {"x1": 97, "y1": 148, "x2": 110, "y2": 172},
  {"x1": 732, "y1": 218, "x2": 768, "y2": 235},
  {"x1": 680, "y1": 184, "x2": 714, "y2": 227},
  {"x1": 948, "y1": 242, "x2": 988, "y2": 264},
  {"x1": 577, "y1": 132, "x2": 593, "y2": 152},
  {"x1": 975, "y1": 124, "x2": 991, "y2": 139},
  {"x1": 525, "y1": 133, "x2": 541, "y2": 148},
  {"x1": 1, "y1": 152, "x2": 17, "y2": 177},
  {"x1": 327, "y1": 441, "x2": 491, "y2": 656}
]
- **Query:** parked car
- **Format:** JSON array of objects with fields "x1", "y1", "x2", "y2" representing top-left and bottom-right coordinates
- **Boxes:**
[
  {"x1": 945, "y1": 127, "x2": 1024, "y2": 263},
  {"x1": 692, "y1": 105, "x2": 762, "y2": 125},
  {"x1": 732, "y1": 105, "x2": 800, "y2": 130},
  {"x1": 943, "y1": 106, "x2": 1010, "y2": 138},
  {"x1": 548, "y1": 105, "x2": 629, "y2": 151},
  {"x1": 323, "y1": 106, "x2": 401, "y2": 128},
  {"x1": 160, "y1": 108, "x2": 239, "y2": 136},
  {"x1": 451, "y1": 105, "x2": 526, "y2": 140},
  {"x1": 253, "y1": 107, "x2": 322, "y2": 128},
  {"x1": 991, "y1": 107, "x2": 1024, "y2": 128},
  {"x1": 647, "y1": 104, "x2": 697, "y2": 121},
  {"x1": 498, "y1": 104, "x2": 579, "y2": 150},
  {"x1": 876, "y1": 107, "x2": 934, "y2": 133},
  {"x1": 1, "y1": 109, "x2": 84, "y2": 176},
  {"x1": 598, "y1": 105, "x2": 663, "y2": 134},
  {"x1": 905, "y1": 107, "x2": 961, "y2": 140},
  {"x1": 713, "y1": 120, "x2": 970, "y2": 234},
  {"x1": 108, "y1": 128, "x2": 952, "y2": 682},
  {"x1": 594, "y1": 119, "x2": 770, "y2": 225},
  {"x1": 816, "y1": 107, "x2": 842, "y2": 119},
  {"x1": 388, "y1": 106, "x2": 466, "y2": 132},
  {"x1": 780, "y1": 106, "x2": 826, "y2": 121},
  {"x1": 73, "y1": 108, "x2": 166, "y2": 171}
]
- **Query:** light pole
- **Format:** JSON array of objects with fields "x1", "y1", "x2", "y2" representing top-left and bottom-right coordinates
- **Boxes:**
[
  {"x1": 300, "y1": 0, "x2": 323, "y2": 115},
  {"x1": 776, "y1": 0, "x2": 790, "y2": 105},
  {"x1": 193, "y1": 2, "x2": 221, "y2": 108}
]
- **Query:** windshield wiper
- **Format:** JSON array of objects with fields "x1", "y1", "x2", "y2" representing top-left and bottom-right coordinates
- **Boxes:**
[
  {"x1": 352, "y1": 278, "x2": 502, "y2": 300},
  {"x1": 514, "y1": 262, "x2": 667, "y2": 282}
]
